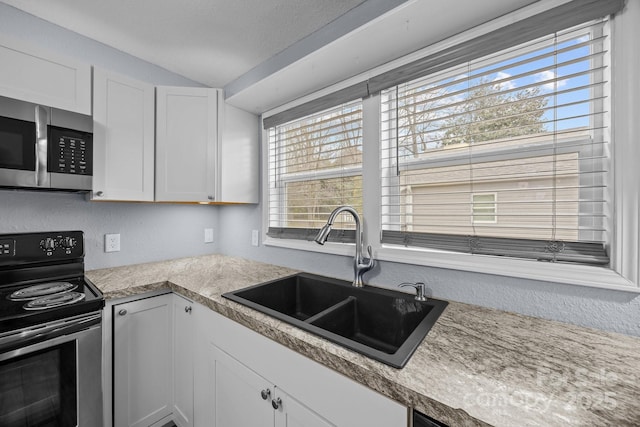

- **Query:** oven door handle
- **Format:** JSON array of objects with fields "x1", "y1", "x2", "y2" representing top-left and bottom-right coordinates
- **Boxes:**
[{"x1": 0, "y1": 311, "x2": 101, "y2": 355}]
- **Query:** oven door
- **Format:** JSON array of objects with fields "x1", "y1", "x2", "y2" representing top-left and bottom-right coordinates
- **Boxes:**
[
  {"x1": 0, "y1": 312, "x2": 103, "y2": 427},
  {"x1": 0, "y1": 96, "x2": 49, "y2": 188}
]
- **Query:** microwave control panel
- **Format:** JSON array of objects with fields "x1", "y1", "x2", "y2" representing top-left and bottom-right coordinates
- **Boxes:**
[{"x1": 48, "y1": 127, "x2": 93, "y2": 175}]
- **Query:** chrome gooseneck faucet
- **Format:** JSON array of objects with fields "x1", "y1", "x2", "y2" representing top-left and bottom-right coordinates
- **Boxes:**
[{"x1": 314, "y1": 206, "x2": 374, "y2": 287}]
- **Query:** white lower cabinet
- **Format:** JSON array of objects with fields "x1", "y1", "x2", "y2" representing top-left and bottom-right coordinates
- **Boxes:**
[
  {"x1": 113, "y1": 294, "x2": 174, "y2": 427},
  {"x1": 196, "y1": 303, "x2": 408, "y2": 427},
  {"x1": 113, "y1": 295, "x2": 407, "y2": 427},
  {"x1": 212, "y1": 345, "x2": 333, "y2": 427},
  {"x1": 212, "y1": 346, "x2": 273, "y2": 427},
  {"x1": 173, "y1": 294, "x2": 195, "y2": 427}
]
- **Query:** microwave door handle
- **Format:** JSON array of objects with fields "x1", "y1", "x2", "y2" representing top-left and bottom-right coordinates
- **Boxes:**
[{"x1": 34, "y1": 105, "x2": 49, "y2": 187}]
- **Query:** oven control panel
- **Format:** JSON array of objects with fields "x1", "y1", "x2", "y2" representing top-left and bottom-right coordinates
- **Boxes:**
[
  {"x1": 0, "y1": 231, "x2": 84, "y2": 264},
  {"x1": 0, "y1": 239, "x2": 16, "y2": 257}
]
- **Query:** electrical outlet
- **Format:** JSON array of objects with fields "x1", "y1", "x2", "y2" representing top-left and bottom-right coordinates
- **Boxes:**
[
  {"x1": 204, "y1": 228, "x2": 214, "y2": 243},
  {"x1": 251, "y1": 229, "x2": 259, "y2": 247},
  {"x1": 105, "y1": 234, "x2": 120, "y2": 252}
]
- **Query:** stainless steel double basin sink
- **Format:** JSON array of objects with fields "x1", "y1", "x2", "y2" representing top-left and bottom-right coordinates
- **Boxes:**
[{"x1": 223, "y1": 273, "x2": 448, "y2": 368}]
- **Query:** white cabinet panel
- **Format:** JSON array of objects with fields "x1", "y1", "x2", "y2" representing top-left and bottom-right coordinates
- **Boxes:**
[
  {"x1": 212, "y1": 345, "x2": 273, "y2": 427},
  {"x1": 0, "y1": 35, "x2": 91, "y2": 114},
  {"x1": 275, "y1": 389, "x2": 336, "y2": 427},
  {"x1": 156, "y1": 86, "x2": 220, "y2": 202},
  {"x1": 113, "y1": 294, "x2": 173, "y2": 427},
  {"x1": 92, "y1": 68, "x2": 155, "y2": 201},
  {"x1": 173, "y1": 294, "x2": 195, "y2": 427},
  {"x1": 218, "y1": 103, "x2": 259, "y2": 203}
]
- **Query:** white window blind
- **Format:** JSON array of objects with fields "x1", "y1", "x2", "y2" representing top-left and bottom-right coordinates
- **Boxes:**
[
  {"x1": 267, "y1": 100, "x2": 363, "y2": 242},
  {"x1": 381, "y1": 20, "x2": 610, "y2": 265}
]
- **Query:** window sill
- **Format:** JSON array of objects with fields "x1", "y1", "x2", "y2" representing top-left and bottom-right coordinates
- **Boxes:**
[
  {"x1": 376, "y1": 245, "x2": 640, "y2": 293},
  {"x1": 263, "y1": 237, "x2": 638, "y2": 293}
]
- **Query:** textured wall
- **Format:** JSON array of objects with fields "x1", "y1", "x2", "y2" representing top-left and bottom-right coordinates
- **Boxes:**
[
  {"x1": 0, "y1": 191, "x2": 219, "y2": 270},
  {"x1": 216, "y1": 204, "x2": 640, "y2": 337}
]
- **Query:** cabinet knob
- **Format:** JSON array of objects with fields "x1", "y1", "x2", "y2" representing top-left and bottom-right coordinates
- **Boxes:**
[
  {"x1": 118, "y1": 309, "x2": 127, "y2": 316},
  {"x1": 207, "y1": 195, "x2": 214, "y2": 201},
  {"x1": 271, "y1": 397, "x2": 282, "y2": 410},
  {"x1": 185, "y1": 306, "x2": 192, "y2": 314},
  {"x1": 260, "y1": 389, "x2": 271, "y2": 400},
  {"x1": 96, "y1": 191, "x2": 104, "y2": 197}
]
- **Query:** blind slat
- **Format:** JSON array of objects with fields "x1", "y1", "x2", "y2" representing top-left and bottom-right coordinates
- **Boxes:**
[{"x1": 382, "y1": 230, "x2": 609, "y2": 265}]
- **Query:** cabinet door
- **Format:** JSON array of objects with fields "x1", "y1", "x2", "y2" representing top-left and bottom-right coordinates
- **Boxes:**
[
  {"x1": 274, "y1": 388, "x2": 336, "y2": 427},
  {"x1": 92, "y1": 68, "x2": 155, "y2": 201},
  {"x1": 217, "y1": 103, "x2": 259, "y2": 203},
  {"x1": 212, "y1": 345, "x2": 273, "y2": 427},
  {"x1": 0, "y1": 35, "x2": 91, "y2": 114},
  {"x1": 173, "y1": 294, "x2": 194, "y2": 427},
  {"x1": 114, "y1": 294, "x2": 173, "y2": 427},
  {"x1": 156, "y1": 86, "x2": 220, "y2": 202}
]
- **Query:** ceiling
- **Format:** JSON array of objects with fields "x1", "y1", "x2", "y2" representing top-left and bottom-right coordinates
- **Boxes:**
[
  {"x1": 1, "y1": 0, "x2": 544, "y2": 113},
  {"x1": 0, "y1": 0, "x2": 376, "y2": 87}
]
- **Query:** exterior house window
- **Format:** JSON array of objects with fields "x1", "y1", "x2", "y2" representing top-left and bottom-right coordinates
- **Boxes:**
[{"x1": 472, "y1": 193, "x2": 497, "y2": 224}]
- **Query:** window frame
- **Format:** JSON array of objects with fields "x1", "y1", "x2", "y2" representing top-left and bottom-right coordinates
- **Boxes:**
[{"x1": 261, "y1": 4, "x2": 640, "y2": 292}]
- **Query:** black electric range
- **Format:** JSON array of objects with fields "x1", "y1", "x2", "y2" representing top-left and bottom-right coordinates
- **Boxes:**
[{"x1": 0, "y1": 231, "x2": 104, "y2": 335}]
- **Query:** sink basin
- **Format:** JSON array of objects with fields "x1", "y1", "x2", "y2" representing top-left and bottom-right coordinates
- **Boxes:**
[{"x1": 223, "y1": 273, "x2": 448, "y2": 368}]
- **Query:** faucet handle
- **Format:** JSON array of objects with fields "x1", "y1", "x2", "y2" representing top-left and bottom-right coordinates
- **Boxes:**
[
  {"x1": 365, "y1": 245, "x2": 374, "y2": 264},
  {"x1": 399, "y1": 282, "x2": 427, "y2": 301}
]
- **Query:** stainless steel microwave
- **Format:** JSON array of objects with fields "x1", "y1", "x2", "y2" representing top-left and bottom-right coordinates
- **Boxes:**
[{"x1": 0, "y1": 95, "x2": 93, "y2": 191}]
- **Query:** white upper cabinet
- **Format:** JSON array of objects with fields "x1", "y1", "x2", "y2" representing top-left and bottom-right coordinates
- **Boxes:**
[
  {"x1": 218, "y1": 103, "x2": 259, "y2": 203},
  {"x1": 92, "y1": 68, "x2": 155, "y2": 201},
  {"x1": 0, "y1": 35, "x2": 91, "y2": 114},
  {"x1": 155, "y1": 86, "x2": 220, "y2": 202}
]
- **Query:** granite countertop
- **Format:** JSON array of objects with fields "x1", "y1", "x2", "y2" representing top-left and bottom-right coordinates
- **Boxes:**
[{"x1": 87, "y1": 254, "x2": 640, "y2": 427}]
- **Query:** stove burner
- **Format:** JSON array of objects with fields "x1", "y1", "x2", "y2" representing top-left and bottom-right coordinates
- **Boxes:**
[
  {"x1": 23, "y1": 291, "x2": 86, "y2": 311},
  {"x1": 9, "y1": 281, "x2": 78, "y2": 301}
]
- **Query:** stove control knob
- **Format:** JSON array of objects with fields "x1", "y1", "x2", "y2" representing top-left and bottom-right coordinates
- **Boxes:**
[
  {"x1": 41, "y1": 237, "x2": 56, "y2": 251},
  {"x1": 62, "y1": 237, "x2": 77, "y2": 249}
]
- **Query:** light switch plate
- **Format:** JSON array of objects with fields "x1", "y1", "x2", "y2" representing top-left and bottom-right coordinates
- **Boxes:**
[
  {"x1": 105, "y1": 234, "x2": 120, "y2": 252},
  {"x1": 204, "y1": 228, "x2": 214, "y2": 243},
  {"x1": 251, "y1": 229, "x2": 259, "y2": 247}
]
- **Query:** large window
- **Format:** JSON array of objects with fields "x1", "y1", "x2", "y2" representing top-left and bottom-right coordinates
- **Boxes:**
[
  {"x1": 380, "y1": 20, "x2": 609, "y2": 265},
  {"x1": 267, "y1": 100, "x2": 363, "y2": 241},
  {"x1": 262, "y1": 0, "x2": 638, "y2": 290}
]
